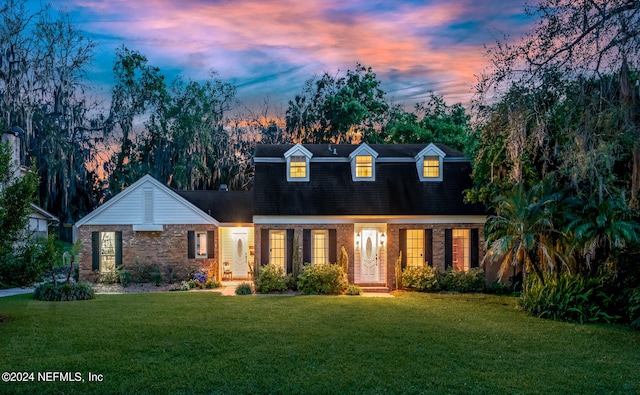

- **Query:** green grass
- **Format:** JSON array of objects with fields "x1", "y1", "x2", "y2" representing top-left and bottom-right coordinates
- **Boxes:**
[{"x1": 0, "y1": 292, "x2": 638, "y2": 394}]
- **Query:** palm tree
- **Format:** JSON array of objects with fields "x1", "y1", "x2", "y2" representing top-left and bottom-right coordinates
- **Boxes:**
[
  {"x1": 565, "y1": 195, "x2": 640, "y2": 276},
  {"x1": 483, "y1": 181, "x2": 564, "y2": 288}
]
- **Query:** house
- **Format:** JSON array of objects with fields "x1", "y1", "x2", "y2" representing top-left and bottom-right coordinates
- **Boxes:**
[
  {"x1": 74, "y1": 175, "x2": 253, "y2": 282},
  {"x1": 253, "y1": 143, "x2": 490, "y2": 289},
  {"x1": 75, "y1": 142, "x2": 492, "y2": 288},
  {"x1": 2, "y1": 129, "x2": 59, "y2": 240}
]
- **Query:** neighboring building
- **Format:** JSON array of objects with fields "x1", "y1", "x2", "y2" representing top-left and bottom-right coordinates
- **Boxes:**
[
  {"x1": 2, "y1": 129, "x2": 58, "y2": 241},
  {"x1": 75, "y1": 143, "x2": 492, "y2": 288}
]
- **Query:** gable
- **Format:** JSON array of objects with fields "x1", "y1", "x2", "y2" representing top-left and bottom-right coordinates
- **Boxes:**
[{"x1": 76, "y1": 175, "x2": 217, "y2": 227}]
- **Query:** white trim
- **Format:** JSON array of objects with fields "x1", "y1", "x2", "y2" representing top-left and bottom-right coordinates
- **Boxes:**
[
  {"x1": 76, "y1": 174, "x2": 219, "y2": 227},
  {"x1": 284, "y1": 144, "x2": 313, "y2": 159},
  {"x1": 255, "y1": 156, "x2": 468, "y2": 164},
  {"x1": 133, "y1": 224, "x2": 164, "y2": 231},
  {"x1": 415, "y1": 143, "x2": 446, "y2": 182},
  {"x1": 350, "y1": 143, "x2": 379, "y2": 182},
  {"x1": 253, "y1": 215, "x2": 486, "y2": 225},
  {"x1": 284, "y1": 144, "x2": 313, "y2": 182}
]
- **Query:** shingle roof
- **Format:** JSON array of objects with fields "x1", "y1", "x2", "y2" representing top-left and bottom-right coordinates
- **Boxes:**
[
  {"x1": 174, "y1": 190, "x2": 254, "y2": 223},
  {"x1": 253, "y1": 144, "x2": 486, "y2": 216},
  {"x1": 254, "y1": 143, "x2": 466, "y2": 159}
]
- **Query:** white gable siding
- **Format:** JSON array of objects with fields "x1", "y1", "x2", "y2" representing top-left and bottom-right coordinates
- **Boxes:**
[{"x1": 79, "y1": 178, "x2": 215, "y2": 226}]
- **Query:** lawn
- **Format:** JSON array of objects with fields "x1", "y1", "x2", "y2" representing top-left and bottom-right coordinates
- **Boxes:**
[{"x1": 0, "y1": 291, "x2": 638, "y2": 394}]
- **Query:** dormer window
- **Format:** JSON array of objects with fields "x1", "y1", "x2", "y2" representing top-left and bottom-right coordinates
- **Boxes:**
[
  {"x1": 350, "y1": 143, "x2": 378, "y2": 181},
  {"x1": 289, "y1": 156, "x2": 307, "y2": 179},
  {"x1": 355, "y1": 155, "x2": 373, "y2": 178},
  {"x1": 423, "y1": 156, "x2": 440, "y2": 178},
  {"x1": 415, "y1": 143, "x2": 445, "y2": 182},
  {"x1": 284, "y1": 144, "x2": 313, "y2": 182}
]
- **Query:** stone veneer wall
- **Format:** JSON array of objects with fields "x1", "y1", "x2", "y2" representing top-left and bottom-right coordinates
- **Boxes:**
[
  {"x1": 254, "y1": 224, "x2": 355, "y2": 282},
  {"x1": 77, "y1": 224, "x2": 218, "y2": 283}
]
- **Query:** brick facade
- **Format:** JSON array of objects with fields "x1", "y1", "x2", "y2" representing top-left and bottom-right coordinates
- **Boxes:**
[
  {"x1": 78, "y1": 224, "x2": 218, "y2": 283},
  {"x1": 254, "y1": 222, "x2": 492, "y2": 288}
]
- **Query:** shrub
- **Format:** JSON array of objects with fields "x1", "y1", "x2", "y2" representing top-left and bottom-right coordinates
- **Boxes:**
[
  {"x1": 402, "y1": 266, "x2": 439, "y2": 292},
  {"x1": 128, "y1": 260, "x2": 156, "y2": 283},
  {"x1": 346, "y1": 284, "x2": 362, "y2": 295},
  {"x1": 33, "y1": 281, "x2": 95, "y2": 301},
  {"x1": 625, "y1": 287, "x2": 640, "y2": 329},
  {"x1": 255, "y1": 264, "x2": 288, "y2": 293},
  {"x1": 98, "y1": 271, "x2": 120, "y2": 285},
  {"x1": 297, "y1": 263, "x2": 348, "y2": 295},
  {"x1": 519, "y1": 273, "x2": 619, "y2": 324},
  {"x1": 285, "y1": 273, "x2": 298, "y2": 291},
  {"x1": 486, "y1": 280, "x2": 516, "y2": 296},
  {"x1": 0, "y1": 242, "x2": 47, "y2": 288},
  {"x1": 151, "y1": 271, "x2": 162, "y2": 286},
  {"x1": 119, "y1": 269, "x2": 131, "y2": 288},
  {"x1": 205, "y1": 279, "x2": 222, "y2": 289},
  {"x1": 188, "y1": 279, "x2": 203, "y2": 289},
  {"x1": 440, "y1": 268, "x2": 485, "y2": 293},
  {"x1": 235, "y1": 282, "x2": 254, "y2": 295}
]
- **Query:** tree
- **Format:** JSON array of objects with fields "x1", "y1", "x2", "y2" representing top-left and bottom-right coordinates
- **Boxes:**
[
  {"x1": 285, "y1": 64, "x2": 389, "y2": 143},
  {"x1": 483, "y1": 181, "x2": 564, "y2": 287},
  {"x1": 0, "y1": 0, "x2": 102, "y2": 230},
  {"x1": 476, "y1": 0, "x2": 640, "y2": 207},
  {"x1": 166, "y1": 72, "x2": 238, "y2": 190},
  {"x1": 106, "y1": 46, "x2": 168, "y2": 194},
  {"x1": 565, "y1": 194, "x2": 640, "y2": 275},
  {"x1": 381, "y1": 94, "x2": 471, "y2": 152},
  {"x1": 0, "y1": 137, "x2": 39, "y2": 287}
]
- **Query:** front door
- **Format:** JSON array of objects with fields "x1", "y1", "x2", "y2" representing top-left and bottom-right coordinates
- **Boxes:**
[
  {"x1": 360, "y1": 229, "x2": 378, "y2": 282},
  {"x1": 232, "y1": 231, "x2": 248, "y2": 278}
]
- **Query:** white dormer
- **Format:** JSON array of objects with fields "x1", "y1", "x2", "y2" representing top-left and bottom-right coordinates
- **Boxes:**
[
  {"x1": 415, "y1": 143, "x2": 446, "y2": 182},
  {"x1": 284, "y1": 144, "x2": 313, "y2": 182},
  {"x1": 349, "y1": 143, "x2": 379, "y2": 181}
]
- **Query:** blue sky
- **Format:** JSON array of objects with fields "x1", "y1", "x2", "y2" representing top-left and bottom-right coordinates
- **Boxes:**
[{"x1": 34, "y1": 0, "x2": 532, "y2": 111}]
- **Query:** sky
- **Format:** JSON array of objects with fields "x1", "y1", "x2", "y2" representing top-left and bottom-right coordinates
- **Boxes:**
[{"x1": 32, "y1": 0, "x2": 533, "y2": 112}]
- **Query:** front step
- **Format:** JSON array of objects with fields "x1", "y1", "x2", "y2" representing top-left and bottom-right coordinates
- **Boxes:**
[{"x1": 356, "y1": 284, "x2": 390, "y2": 293}]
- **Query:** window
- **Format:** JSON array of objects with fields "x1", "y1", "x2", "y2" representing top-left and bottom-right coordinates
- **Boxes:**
[
  {"x1": 406, "y1": 229, "x2": 424, "y2": 268},
  {"x1": 355, "y1": 155, "x2": 373, "y2": 178},
  {"x1": 284, "y1": 144, "x2": 312, "y2": 182},
  {"x1": 289, "y1": 155, "x2": 307, "y2": 179},
  {"x1": 452, "y1": 229, "x2": 470, "y2": 271},
  {"x1": 415, "y1": 143, "x2": 445, "y2": 182},
  {"x1": 196, "y1": 231, "x2": 208, "y2": 258},
  {"x1": 100, "y1": 232, "x2": 116, "y2": 273},
  {"x1": 269, "y1": 230, "x2": 286, "y2": 271},
  {"x1": 311, "y1": 230, "x2": 329, "y2": 265},
  {"x1": 423, "y1": 156, "x2": 440, "y2": 178}
]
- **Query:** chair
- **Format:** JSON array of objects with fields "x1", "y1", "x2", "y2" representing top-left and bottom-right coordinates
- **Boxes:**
[{"x1": 222, "y1": 262, "x2": 232, "y2": 280}]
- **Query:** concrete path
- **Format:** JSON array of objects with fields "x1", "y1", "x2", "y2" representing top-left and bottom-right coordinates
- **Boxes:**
[{"x1": 0, "y1": 287, "x2": 34, "y2": 297}]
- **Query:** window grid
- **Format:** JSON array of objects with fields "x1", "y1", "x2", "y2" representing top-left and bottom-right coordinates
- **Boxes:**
[
  {"x1": 423, "y1": 156, "x2": 440, "y2": 178},
  {"x1": 289, "y1": 156, "x2": 307, "y2": 178},
  {"x1": 100, "y1": 232, "x2": 116, "y2": 273},
  {"x1": 311, "y1": 230, "x2": 329, "y2": 265},
  {"x1": 406, "y1": 229, "x2": 424, "y2": 268},
  {"x1": 269, "y1": 230, "x2": 286, "y2": 271},
  {"x1": 196, "y1": 231, "x2": 207, "y2": 258},
  {"x1": 452, "y1": 229, "x2": 470, "y2": 271},
  {"x1": 355, "y1": 155, "x2": 373, "y2": 178}
]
